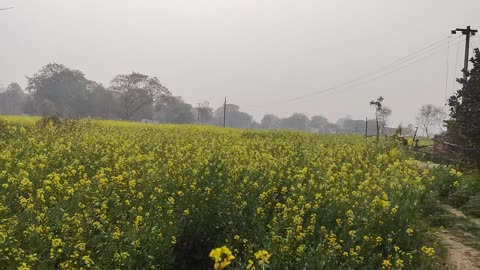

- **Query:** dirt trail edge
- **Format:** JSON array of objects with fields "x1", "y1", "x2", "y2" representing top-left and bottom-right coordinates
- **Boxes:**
[{"x1": 438, "y1": 229, "x2": 480, "y2": 269}]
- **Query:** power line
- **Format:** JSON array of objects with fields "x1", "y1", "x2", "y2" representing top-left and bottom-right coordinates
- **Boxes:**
[
  {"x1": 289, "y1": 36, "x2": 459, "y2": 101},
  {"x1": 289, "y1": 35, "x2": 461, "y2": 101},
  {"x1": 473, "y1": 35, "x2": 480, "y2": 49},
  {"x1": 288, "y1": 35, "x2": 460, "y2": 101},
  {"x1": 320, "y1": 38, "x2": 465, "y2": 98},
  {"x1": 452, "y1": 38, "x2": 462, "y2": 96},
  {"x1": 364, "y1": 36, "x2": 455, "y2": 76},
  {"x1": 444, "y1": 36, "x2": 451, "y2": 105}
]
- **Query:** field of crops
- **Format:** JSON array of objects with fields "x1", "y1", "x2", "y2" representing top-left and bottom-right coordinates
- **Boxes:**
[{"x1": 0, "y1": 117, "x2": 437, "y2": 269}]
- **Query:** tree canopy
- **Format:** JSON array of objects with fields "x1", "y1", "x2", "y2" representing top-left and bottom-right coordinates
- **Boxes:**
[
  {"x1": 0, "y1": 62, "x2": 405, "y2": 135},
  {"x1": 26, "y1": 63, "x2": 91, "y2": 116},
  {"x1": 448, "y1": 48, "x2": 480, "y2": 166},
  {"x1": 110, "y1": 72, "x2": 171, "y2": 120}
]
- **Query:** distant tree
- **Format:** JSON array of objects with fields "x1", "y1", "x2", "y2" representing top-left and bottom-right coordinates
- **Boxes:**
[
  {"x1": 0, "y1": 82, "x2": 27, "y2": 115},
  {"x1": 161, "y1": 96, "x2": 195, "y2": 124},
  {"x1": 378, "y1": 106, "x2": 392, "y2": 135},
  {"x1": 401, "y1": 124, "x2": 416, "y2": 136},
  {"x1": 416, "y1": 104, "x2": 446, "y2": 138},
  {"x1": 336, "y1": 116, "x2": 365, "y2": 134},
  {"x1": 87, "y1": 83, "x2": 121, "y2": 119},
  {"x1": 260, "y1": 114, "x2": 280, "y2": 129},
  {"x1": 309, "y1": 115, "x2": 330, "y2": 133},
  {"x1": 110, "y1": 72, "x2": 171, "y2": 120},
  {"x1": 369, "y1": 96, "x2": 385, "y2": 141},
  {"x1": 279, "y1": 113, "x2": 309, "y2": 131},
  {"x1": 26, "y1": 63, "x2": 91, "y2": 116},
  {"x1": 212, "y1": 104, "x2": 253, "y2": 128},
  {"x1": 194, "y1": 101, "x2": 213, "y2": 123},
  {"x1": 250, "y1": 121, "x2": 262, "y2": 130},
  {"x1": 229, "y1": 111, "x2": 254, "y2": 129},
  {"x1": 447, "y1": 48, "x2": 480, "y2": 166}
]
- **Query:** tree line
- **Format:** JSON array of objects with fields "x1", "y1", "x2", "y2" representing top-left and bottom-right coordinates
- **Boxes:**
[{"x1": 0, "y1": 62, "x2": 442, "y2": 136}]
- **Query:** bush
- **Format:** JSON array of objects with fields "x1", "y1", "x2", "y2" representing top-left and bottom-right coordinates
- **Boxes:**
[
  {"x1": 430, "y1": 166, "x2": 480, "y2": 218},
  {"x1": 460, "y1": 195, "x2": 480, "y2": 217}
]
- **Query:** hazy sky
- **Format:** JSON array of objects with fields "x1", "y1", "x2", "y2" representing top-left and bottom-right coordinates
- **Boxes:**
[{"x1": 1, "y1": 0, "x2": 479, "y2": 126}]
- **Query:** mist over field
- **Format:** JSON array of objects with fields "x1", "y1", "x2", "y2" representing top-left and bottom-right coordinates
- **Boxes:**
[
  {"x1": 1, "y1": 0, "x2": 479, "y2": 135},
  {"x1": 1, "y1": 1, "x2": 480, "y2": 269}
]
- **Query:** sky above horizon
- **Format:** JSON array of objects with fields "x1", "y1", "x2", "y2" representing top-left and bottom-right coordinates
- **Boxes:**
[{"x1": 1, "y1": 0, "x2": 479, "y2": 126}]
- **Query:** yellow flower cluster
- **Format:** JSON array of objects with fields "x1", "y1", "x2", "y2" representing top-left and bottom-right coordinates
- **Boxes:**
[
  {"x1": 421, "y1": 246, "x2": 436, "y2": 257},
  {"x1": 0, "y1": 117, "x2": 437, "y2": 269},
  {"x1": 254, "y1": 250, "x2": 271, "y2": 265},
  {"x1": 209, "y1": 246, "x2": 235, "y2": 270}
]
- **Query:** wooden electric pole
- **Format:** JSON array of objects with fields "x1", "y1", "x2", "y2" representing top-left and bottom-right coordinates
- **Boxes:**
[
  {"x1": 223, "y1": 97, "x2": 227, "y2": 128},
  {"x1": 365, "y1": 117, "x2": 368, "y2": 138},
  {"x1": 452, "y1": 26, "x2": 478, "y2": 82}
]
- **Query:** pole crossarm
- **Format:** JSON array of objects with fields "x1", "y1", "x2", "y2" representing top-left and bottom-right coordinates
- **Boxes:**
[{"x1": 452, "y1": 28, "x2": 478, "y2": 35}]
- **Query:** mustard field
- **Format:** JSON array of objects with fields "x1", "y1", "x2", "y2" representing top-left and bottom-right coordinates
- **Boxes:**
[{"x1": 0, "y1": 117, "x2": 437, "y2": 269}]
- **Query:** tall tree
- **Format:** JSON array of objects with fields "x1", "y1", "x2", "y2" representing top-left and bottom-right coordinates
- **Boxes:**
[
  {"x1": 26, "y1": 63, "x2": 91, "y2": 116},
  {"x1": 369, "y1": 96, "x2": 384, "y2": 141},
  {"x1": 448, "y1": 48, "x2": 480, "y2": 166},
  {"x1": 416, "y1": 104, "x2": 446, "y2": 138},
  {"x1": 110, "y1": 72, "x2": 171, "y2": 120}
]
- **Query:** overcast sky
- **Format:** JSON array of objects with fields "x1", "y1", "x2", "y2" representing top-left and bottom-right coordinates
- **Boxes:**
[{"x1": 1, "y1": 0, "x2": 479, "y2": 125}]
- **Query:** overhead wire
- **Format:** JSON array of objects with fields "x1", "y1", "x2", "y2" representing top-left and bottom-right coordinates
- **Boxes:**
[
  {"x1": 319, "y1": 38, "x2": 465, "y2": 98},
  {"x1": 444, "y1": 36, "x2": 451, "y2": 105},
  {"x1": 288, "y1": 35, "x2": 461, "y2": 102},
  {"x1": 452, "y1": 36, "x2": 462, "y2": 96},
  {"x1": 473, "y1": 35, "x2": 480, "y2": 49}
]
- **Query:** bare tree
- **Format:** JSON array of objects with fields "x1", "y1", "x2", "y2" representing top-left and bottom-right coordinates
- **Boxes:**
[
  {"x1": 110, "y1": 72, "x2": 171, "y2": 120},
  {"x1": 416, "y1": 104, "x2": 446, "y2": 138},
  {"x1": 378, "y1": 106, "x2": 392, "y2": 135}
]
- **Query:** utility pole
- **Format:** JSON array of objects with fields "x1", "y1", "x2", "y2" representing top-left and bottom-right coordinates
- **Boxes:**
[
  {"x1": 365, "y1": 117, "x2": 368, "y2": 138},
  {"x1": 223, "y1": 97, "x2": 227, "y2": 128},
  {"x1": 452, "y1": 26, "x2": 478, "y2": 82}
]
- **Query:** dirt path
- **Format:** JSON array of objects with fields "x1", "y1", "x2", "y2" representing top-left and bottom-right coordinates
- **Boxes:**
[
  {"x1": 444, "y1": 205, "x2": 467, "y2": 218},
  {"x1": 444, "y1": 204, "x2": 480, "y2": 227},
  {"x1": 438, "y1": 230, "x2": 480, "y2": 270},
  {"x1": 437, "y1": 205, "x2": 480, "y2": 269}
]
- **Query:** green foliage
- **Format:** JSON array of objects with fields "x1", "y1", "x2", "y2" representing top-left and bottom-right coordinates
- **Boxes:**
[
  {"x1": 460, "y1": 195, "x2": 480, "y2": 217},
  {"x1": 448, "y1": 48, "x2": 480, "y2": 166},
  {"x1": 110, "y1": 72, "x2": 171, "y2": 120},
  {"x1": 26, "y1": 63, "x2": 91, "y2": 117},
  {"x1": 429, "y1": 166, "x2": 480, "y2": 218}
]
